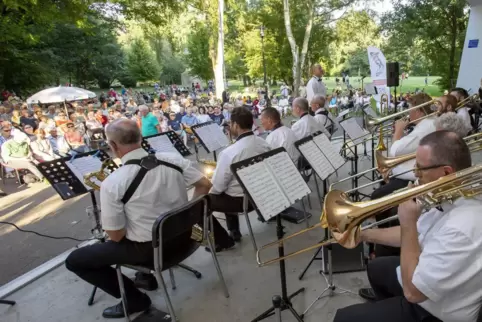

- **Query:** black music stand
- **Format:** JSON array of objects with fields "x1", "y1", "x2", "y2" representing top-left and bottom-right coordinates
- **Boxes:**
[
  {"x1": 191, "y1": 121, "x2": 230, "y2": 162},
  {"x1": 0, "y1": 299, "x2": 15, "y2": 306},
  {"x1": 36, "y1": 150, "x2": 118, "y2": 306},
  {"x1": 142, "y1": 131, "x2": 191, "y2": 156},
  {"x1": 231, "y1": 148, "x2": 311, "y2": 322}
]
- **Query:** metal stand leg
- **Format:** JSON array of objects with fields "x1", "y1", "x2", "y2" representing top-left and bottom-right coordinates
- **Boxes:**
[
  {"x1": 156, "y1": 273, "x2": 178, "y2": 322},
  {"x1": 301, "y1": 197, "x2": 309, "y2": 229},
  {"x1": 87, "y1": 286, "x2": 97, "y2": 306},
  {"x1": 298, "y1": 245, "x2": 323, "y2": 280},
  {"x1": 312, "y1": 173, "x2": 323, "y2": 209},
  {"x1": 177, "y1": 263, "x2": 202, "y2": 279},
  {"x1": 273, "y1": 296, "x2": 282, "y2": 322},
  {"x1": 301, "y1": 244, "x2": 356, "y2": 318},
  {"x1": 0, "y1": 299, "x2": 16, "y2": 306},
  {"x1": 169, "y1": 269, "x2": 176, "y2": 290}
]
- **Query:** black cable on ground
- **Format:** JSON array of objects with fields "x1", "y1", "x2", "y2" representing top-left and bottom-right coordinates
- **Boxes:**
[{"x1": 0, "y1": 221, "x2": 91, "y2": 242}]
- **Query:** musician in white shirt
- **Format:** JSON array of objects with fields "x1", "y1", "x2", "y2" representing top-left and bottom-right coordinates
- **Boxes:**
[
  {"x1": 65, "y1": 119, "x2": 211, "y2": 319},
  {"x1": 450, "y1": 87, "x2": 472, "y2": 134},
  {"x1": 291, "y1": 97, "x2": 325, "y2": 140},
  {"x1": 310, "y1": 94, "x2": 334, "y2": 137},
  {"x1": 306, "y1": 63, "x2": 327, "y2": 103},
  {"x1": 209, "y1": 107, "x2": 271, "y2": 250},
  {"x1": 336, "y1": 131, "x2": 482, "y2": 322},
  {"x1": 261, "y1": 107, "x2": 300, "y2": 162},
  {"x1": 372, "y1": 93, "x2": 436, "y2": 258}
]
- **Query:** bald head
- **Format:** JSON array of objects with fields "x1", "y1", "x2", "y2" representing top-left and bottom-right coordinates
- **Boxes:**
[{"x1": 105, "y1": 119, "x2": 142, "y2": 146}]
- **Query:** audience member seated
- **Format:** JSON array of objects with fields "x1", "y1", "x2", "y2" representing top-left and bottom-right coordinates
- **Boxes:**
[
  {"x1": 23, "y1": 124, "x2": 37, "y2": 141},
  {"x1": 47, "y1": 127, "x2": 70, "y2": 157},
  {"x1": 211, "y1": 106, "x2": 225, "y2": 126},
  {"x1": 31, "y1": 129, "x2": 55, "y2": 161},
  {"x1": 181, "y1": 108, "x2": 198, "y2": 133},
  {"x1": 55, "y1": 111, "x2": 70, "y2": 127},
  {"x1": 20, "y1": 109, "x2": 38, "y2": 130},
  {"x1": 168, "y1": 112, "x2": 187, "y2": 145},
  {"x1": 1, "y1": 131, "x2": 44, "y2": 181},
  {"x1": 64, "y1": 122, "x2": 88, "y2": 153},
  {"x1": 197, "y1": 106, "x2": 212, "y2": 123},
  {"x1": 11, "y1": 110, "x2": 20, "y2": 127}
]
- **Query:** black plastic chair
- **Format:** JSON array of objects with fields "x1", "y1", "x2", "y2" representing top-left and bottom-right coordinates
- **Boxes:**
[{"x1": 115, "y1": 195, "x2": 229, "y2": 321}]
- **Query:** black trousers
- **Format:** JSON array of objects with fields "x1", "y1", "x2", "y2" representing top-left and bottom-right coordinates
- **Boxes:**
[
  {"x1": 334, "y1": 257, "x2": 441, "y2": 322},
  {"x1": 370, "y1": 178, "x2": 409, "y2": 257},
  {"x1": 208, "y1": 193, "x2": 253, "y2": 246},
  {"x1": 65, "y1": 239, "x2": 153, "y2": 305}
]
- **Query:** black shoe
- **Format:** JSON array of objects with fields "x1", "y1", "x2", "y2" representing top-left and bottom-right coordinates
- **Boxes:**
[
  {"x1": 229, "y1": 230, "x2": 242, "y2": 242},
  {"x1": 358, "y1": 288, "x2": 377, "y2": 301},
  {"x1": 205, "y1": 238, "x2": 235, "y2": 253},
  {"x1": 134, "y1": 272, "x2": 158, "y2": 291},
  {"x1": 102, "y1": 294, "x2": 151, "y2": 318}
]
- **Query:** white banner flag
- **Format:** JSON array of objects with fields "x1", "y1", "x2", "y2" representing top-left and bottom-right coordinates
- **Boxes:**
[{"x1": 367, "y1": 46, "x2": 390, "y2": 112}]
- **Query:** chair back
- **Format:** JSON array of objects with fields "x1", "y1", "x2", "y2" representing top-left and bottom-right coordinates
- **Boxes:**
[{"x1": 152, "y1": 195, "x2": 207, "y2": 271}]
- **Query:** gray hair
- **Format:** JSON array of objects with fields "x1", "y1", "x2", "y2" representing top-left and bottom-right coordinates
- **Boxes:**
[
  {"x1": 293, "y1": 97, "x2": 309, "y2": 112},
  {"x1": 105, "y1": 119, "x2": 142, "y2": 145},
  {"x1": 138, "y1": 104, "x2": 149, "y2": 111},
  {"x1": 434, "y1": 112, "x2": 469, "y2": 138},
  {"x1": 311, "y1": 94, "x2": 326, "y2": 107}
]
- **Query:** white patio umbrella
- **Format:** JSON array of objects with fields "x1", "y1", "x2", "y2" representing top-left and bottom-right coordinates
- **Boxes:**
[{"x1": 27, "y1": 86, "x2": 97, "y2": 115}]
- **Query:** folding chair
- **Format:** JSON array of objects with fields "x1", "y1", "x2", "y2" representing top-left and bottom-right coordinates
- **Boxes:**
[{"x1": 115, "y1": 195, "x2": 229, "y2": 322}]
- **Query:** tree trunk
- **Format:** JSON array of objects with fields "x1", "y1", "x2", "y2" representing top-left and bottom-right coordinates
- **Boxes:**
[
  {"x1": 247, "y1": 75, "x2": 252, "y2": 85},
  {"x1": 299, "y1": 0, "x2": 315, "y2": 91},
  {"x1": 214, "y1": 0, "x2": 226, "y2": 99},
  {"x1": 448, "y1": 4, "x2": 457, "y2": 88},
  {"x1": 243, "y1": 75, "x2": 247, "y2": 86}
]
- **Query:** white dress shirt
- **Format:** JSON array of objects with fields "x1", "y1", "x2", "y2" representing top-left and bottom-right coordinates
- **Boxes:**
[
  {"x1": 457, "y1": 107, "x2": 472, "y2": 134},
  {"x1": 390, "y1": 117, "x2": 436, "y2": 181},
  {"x1": 313, "y1": 109, "x2": 333, "y2": 138},
  {"x1": 306, "y1": 76, "x2": 327, "y2": 103},
  {"x1": 210, "y1": 132, "x2": 271, "y2": 197},
  {"x1": 100, "y1": 148, "x2": 204, "y2": 242},
  {"x1": 266, "y1": 125, "x2": 300, "y2": 162},
  {"x1": 396, "y1": 197, "x2": 482, "y2": 322},
  {"x1": 291, "y1": 114, "x2": 325, "y2": 140}
]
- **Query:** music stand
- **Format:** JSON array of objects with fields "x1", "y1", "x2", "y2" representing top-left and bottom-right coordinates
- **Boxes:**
[
  {"x1": 191, "y1": 121, "x2": 230, "y2": 162},
  {"x1": 36, "y1": 150, "x2": 118, "y2": 305},
  {"x1": 0, "y1": 299, "x2": 15, "y2": 306},
  {"x1": 141, "y1": 131, "x2": 191, "y2": 157},
  {"x1": 231, "y1": 148, "x2": 311, "y2": 322}
]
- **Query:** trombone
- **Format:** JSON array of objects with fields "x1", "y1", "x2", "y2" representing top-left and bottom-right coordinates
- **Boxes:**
[
  {"x1": 331, "y1": 132, "x2": 482, "y2": 192},
  {"x1": 257, "y1": 163, "x2": 482, "y2": 266}
]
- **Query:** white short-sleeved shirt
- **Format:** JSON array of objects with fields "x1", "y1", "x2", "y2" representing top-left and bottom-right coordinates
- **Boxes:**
[
  {"x1": 390, "y1": 117, "x2": 436, "y2": 181},
  {"x1": 210, "y1": 132, "x2": 271, "y2": 197},
  {"x1": 457, "y1": 107, "x2": 472, "y2": 134},
  {"x1": 291, "y1": 113, "x2": 325, "y2": 140},
  {"x1": 396, "y1": 197, "x2": 482, "y2": 322},
  {"x1": 100, "y1": 148, "x2": 204, "y2": 242},
  {"x1": 313, "y1": 109, "x2": 333, "y2": 138},
  {"x1": 266, "y1": 125, "x2": 300, "y2": 162}
]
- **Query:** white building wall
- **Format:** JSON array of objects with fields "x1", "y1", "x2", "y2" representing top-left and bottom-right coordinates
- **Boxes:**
[{"x1": 457, "y1": 2, "x2": 482, "y2": 92}]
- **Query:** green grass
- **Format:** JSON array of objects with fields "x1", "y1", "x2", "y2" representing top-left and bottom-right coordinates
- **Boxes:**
[{"x1": 90, "y1": 76, "x2": 443, "y2": 98}]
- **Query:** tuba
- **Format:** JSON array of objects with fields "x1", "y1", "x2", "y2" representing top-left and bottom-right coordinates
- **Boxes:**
[{"x1": 256, "y1": 163, "x2": 482, "y2": 266}]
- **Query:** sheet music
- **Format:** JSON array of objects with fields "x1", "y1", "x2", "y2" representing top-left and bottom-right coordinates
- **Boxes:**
[
  {"x1": 340, "y1": 117, "x2": 368, "y2": 145},
  {"x1": 336, "y1": 109, "x2": 350, "y2": 120},
  {"x1": 298, "y1": 141, "x2": 335, "y2": 180},
  {"x1": 147, "y1": 135, "x2": 180, "y2": 155},
  {"x1": 66, "y1": 155, "x2": 103, "y2": 190},
  {"x1": 313, "y1": 133, "x2": 346, "y2": 169},
  {"x1": 265, "y1": 152, "x2": 311, "y2": 204},
  {"x1": 237, "y1": 162, "x2": 290, "y2": 220},
  {"x1": 195, "y1": 123, "x2": 229, "y2": 152}
]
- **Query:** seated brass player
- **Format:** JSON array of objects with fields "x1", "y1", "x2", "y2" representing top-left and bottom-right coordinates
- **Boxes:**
[
  {"x1": 65, "y1": 119, "x2": 211, "y2": 319},
  {"x1": 208, "y1": 106, "x2": 271, "y2": 251},
  {"x1": 335, "y1": 131, "x2": 482, "y2": 322}
]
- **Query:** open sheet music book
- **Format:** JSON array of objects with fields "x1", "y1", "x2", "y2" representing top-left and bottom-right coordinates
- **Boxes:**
[
  {"x1": 192, "y1": 122, "x2": 230, "y2": 153},
  {"x1": 65, "y1": 155, "x2": 103, "y2": 190},
  {"x1": 146, "y1": 134, "x2": 181, "y2": 156},
  {"x1": 296, "y1": 133, "x2": 345, "y2": 180},
  {"x1": 235, "y1": 151, "x2": 311, "y2": 220},
  {"x1": 340, "y1": 117, "x2": 369, "y2": 145}
]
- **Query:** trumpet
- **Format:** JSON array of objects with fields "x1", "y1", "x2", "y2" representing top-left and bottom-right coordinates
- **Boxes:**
[{"x1": 256, "y1": 163, "x2": 482, "y2": 266}]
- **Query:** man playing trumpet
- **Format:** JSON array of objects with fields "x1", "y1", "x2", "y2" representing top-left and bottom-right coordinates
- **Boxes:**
[{"x1": 335, "y1": 131, "x2": 482, "y2": 322}]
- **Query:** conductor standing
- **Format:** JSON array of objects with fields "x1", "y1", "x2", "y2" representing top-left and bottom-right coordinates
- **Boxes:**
[{"x1": 306, "y1": 63, "x2": 327, "y2": 104}]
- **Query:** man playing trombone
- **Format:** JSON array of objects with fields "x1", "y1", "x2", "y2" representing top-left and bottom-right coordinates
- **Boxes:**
[
  {"x1": 371, "y1": 93, "x2": 436, "y2": 257},
  {"x1": 335, "y1": 130, "x2": 482, "y2": 322}
]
